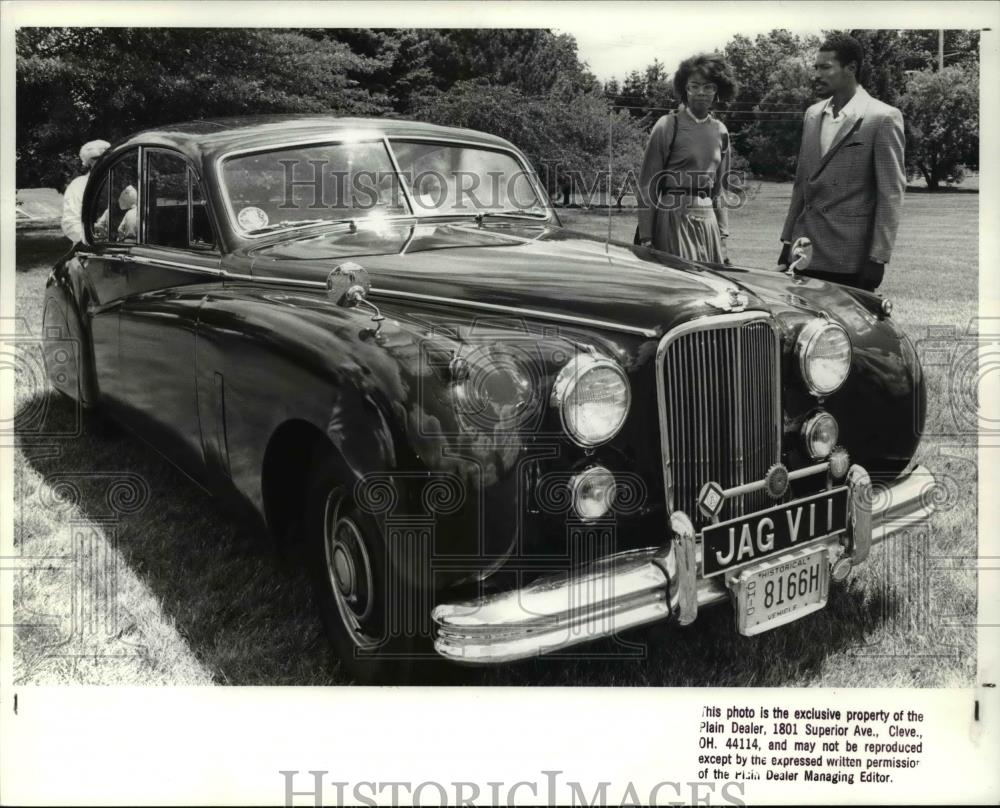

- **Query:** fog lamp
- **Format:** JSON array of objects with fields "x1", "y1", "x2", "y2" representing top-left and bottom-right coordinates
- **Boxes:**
[
  {"x1": 570, "y1": 466, "x2": 616, "y2": 521},
  {"x1": 802, "y1": 411, "x2": 839, "y2": 460}
]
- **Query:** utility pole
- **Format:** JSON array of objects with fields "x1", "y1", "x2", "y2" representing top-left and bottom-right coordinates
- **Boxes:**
[{"x1": 938, "y1": 30, "x2": 945, "y2": 71}]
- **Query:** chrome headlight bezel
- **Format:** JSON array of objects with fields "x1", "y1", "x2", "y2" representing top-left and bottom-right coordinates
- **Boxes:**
[
  {"x1": 550, "y1": 353, "x2": 631, "y2": 447},
  {"x1": 796, "y1": 319, "x2": 852, "y2": 396}
]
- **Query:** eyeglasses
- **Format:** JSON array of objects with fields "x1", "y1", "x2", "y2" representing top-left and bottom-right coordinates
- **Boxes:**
[{"x1": 686, "y1": 82, "x2": 718, "y2": 95}]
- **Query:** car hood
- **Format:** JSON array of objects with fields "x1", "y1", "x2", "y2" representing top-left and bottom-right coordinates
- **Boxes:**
[{"x1": 244, "y1": 220, "x2": 869, "y2": 337}]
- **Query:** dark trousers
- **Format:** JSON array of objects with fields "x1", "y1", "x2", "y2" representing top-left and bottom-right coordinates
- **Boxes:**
[{"x1": 799, "y1": 263, "x2": 884, "y2": 292}]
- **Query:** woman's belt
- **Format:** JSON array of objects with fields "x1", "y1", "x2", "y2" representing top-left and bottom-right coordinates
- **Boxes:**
[{"x1": 660, "y1": 187, "x2": 712, "y2": 198}]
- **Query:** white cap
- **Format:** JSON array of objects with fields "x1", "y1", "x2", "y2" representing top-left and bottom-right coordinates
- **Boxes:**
[{"x1": 79, "y1": 139, "x2": 111, "y2": 162}]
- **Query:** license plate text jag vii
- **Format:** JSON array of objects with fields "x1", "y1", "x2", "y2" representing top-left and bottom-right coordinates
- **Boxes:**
[{"x1": 702, "y1": 488, "x2": 849, "y2": 577}]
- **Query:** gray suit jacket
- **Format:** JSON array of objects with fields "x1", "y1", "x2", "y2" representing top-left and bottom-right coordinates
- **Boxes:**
[{"x1": 781, "y1": 88, "x2": 906, "y2": 275}]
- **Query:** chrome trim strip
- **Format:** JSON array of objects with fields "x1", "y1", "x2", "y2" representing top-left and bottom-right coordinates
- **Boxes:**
[
  {"x1": 129, "y1": 254, "x2": 223, "y2": 275},
  {"x1": 367, "y1": 287, "x2": 660, "y2": 337},
  {"x1": 720, "y1": 460, "x2": 829, "y2": 499},
  {"x1": 222, "y1": 270, "x2": 325, "y2": 288},
  {"x1": 383, "y1": 135, "x2": 418, "y2": 215},
  {"x1": 654, "y1": 312, "x2": 781, "y2": 515}
]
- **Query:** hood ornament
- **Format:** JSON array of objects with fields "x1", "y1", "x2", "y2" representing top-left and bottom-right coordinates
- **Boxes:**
[{"x1": 705, "y1": 286, "x2": 748, "y2": 313}]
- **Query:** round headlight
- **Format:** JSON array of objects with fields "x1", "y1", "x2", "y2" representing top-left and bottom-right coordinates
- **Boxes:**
[
  {"x1": 797, "y1": 319, "x2": 852, "y2": 396},
  {"x1": 802, "y1": 410, "x2": 839, "y2": 460},
  {"x1": 570, "y1": 466, "x2": 616, "y2": 521},
  {"x1": 551, "y1": 354, "x2": 630, "y2": 447}
]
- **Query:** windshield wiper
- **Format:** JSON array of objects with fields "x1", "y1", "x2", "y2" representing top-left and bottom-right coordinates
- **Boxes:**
[
  {"x1": 473, "y1": 209, "x2": 549, "y2": 225},
  {"x1": 245, "y1": 218, "x2": 357, "y2": 236}
]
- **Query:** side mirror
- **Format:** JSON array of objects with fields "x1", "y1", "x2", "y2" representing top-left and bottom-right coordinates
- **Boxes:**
[
  {"x1": 788, "y1": 237, "x2": 813, "y2": 273},
  {"x1": 326, "y1": 261, "x2": 371, "y2": 307}
]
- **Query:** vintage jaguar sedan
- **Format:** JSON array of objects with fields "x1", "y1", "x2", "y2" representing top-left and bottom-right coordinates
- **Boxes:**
[{"x1": 43, "y1": 115, "x2": 936, "y2": 681}]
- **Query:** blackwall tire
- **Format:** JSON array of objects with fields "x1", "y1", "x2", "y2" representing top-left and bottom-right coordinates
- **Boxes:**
[{"x1": 304, "y1": 456, "x2": 446, "y2": 684}]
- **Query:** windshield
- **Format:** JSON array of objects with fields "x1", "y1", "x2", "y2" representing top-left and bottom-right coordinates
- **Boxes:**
[
  {"x1": 390, "y1": 140, "x2": 547, "y2": 217},
  {"x1": 221, "y1": 140, "x2": 409, "y2": 234},
  {"x1": 221, "y1": 138, "x2": 549, "y2": 236}
]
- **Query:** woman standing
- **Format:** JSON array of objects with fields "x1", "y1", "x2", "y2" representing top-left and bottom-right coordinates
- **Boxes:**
[{"x1": 636, "y1": 53, "x2": 737, "y2": 263}]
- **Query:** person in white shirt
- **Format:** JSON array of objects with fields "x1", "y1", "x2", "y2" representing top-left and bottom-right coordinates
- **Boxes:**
[
  {"x1": 778, "y1": 34, "x2": 905, "y2": 291},
  {"x1": 61, "y1": 139, "x2": 111, "y2": 244}
]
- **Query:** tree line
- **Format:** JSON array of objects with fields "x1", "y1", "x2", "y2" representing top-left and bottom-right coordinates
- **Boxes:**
[{"x1": 16, "y1": 28, "x2": 979, "y2": 193}]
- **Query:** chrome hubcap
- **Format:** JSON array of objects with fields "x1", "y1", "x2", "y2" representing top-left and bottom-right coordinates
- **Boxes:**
[{"x1": 323, "y1": 492, "x2": 378, "y2": 650}]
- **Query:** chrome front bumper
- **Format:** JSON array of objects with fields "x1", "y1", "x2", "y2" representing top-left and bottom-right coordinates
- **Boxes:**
[{"x1": 432, "y1": 464, "x2": 938, "y2": 664}]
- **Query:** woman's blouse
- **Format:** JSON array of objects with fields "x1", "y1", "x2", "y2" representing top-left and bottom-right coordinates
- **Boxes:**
[{"x1": 636, "y1": 107, "x2": 732, "y2": 242}]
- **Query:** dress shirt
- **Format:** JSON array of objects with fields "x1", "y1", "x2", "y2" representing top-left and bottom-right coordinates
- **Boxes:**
[{"x1": 819, "y1": 86, "x2": 867, "y2": 156}]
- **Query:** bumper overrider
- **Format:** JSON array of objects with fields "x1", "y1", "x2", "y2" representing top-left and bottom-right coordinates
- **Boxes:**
[{"x1": 431, "y1": 463, "x2": 938, "y2": 664}]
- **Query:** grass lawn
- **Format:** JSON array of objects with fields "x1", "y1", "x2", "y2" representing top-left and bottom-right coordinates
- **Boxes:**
[{"x1": 12, "y1": 181, "x2": 978, "y2": 686}]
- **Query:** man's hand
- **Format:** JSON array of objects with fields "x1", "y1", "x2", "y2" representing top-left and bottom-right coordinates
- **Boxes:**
[{"x1": 777, "y1": 242, "x2": 791, "y2": 270}]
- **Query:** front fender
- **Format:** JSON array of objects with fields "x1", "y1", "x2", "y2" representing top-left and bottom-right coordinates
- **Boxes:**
[
  {"x1": 196, "y1": 288, "x2": 536, "y2": 580},
  {"x1": 43, "y1": 256, "x2": 98, "y2": 406}
]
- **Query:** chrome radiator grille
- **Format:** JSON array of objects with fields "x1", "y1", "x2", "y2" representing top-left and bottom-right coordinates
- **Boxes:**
[{"x1": 657, "y1": 315, "x2": 781, "y2": 527}]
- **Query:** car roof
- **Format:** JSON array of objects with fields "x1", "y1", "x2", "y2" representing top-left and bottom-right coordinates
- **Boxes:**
[{"x1": 114, "y1": 115, "x2": 520, "y2": 162}]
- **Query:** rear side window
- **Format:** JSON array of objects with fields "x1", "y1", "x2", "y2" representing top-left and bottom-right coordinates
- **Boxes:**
[
  {"x1": 87, "y1": 149, "x2": 139, "y2": 244},
  {"x1": 144, "y1": 150, "x2": 216, "y2": 250}
]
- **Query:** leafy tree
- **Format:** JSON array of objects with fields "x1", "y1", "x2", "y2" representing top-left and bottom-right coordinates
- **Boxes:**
[
  {"x1": 614, "y1": 60, "x2": 675, "y2": 125},
  {"x1": 16, "y1": 28, "x2": 392, "y2": 188},
  {"x1": 839, "y1": 29, "x2": 909, "y2": 105},
  {"x1": 409, "y1": 80, "x2": 644, "y2": 206},
  {"x1": 898, "y1": 30, "x2": 981, "y2": 72},
  {"x1": 898, "y1": 63, "x2": 979, "y2": 189},
  {"x1": 743, "y1": 54, "x2": 814, "y2": 180},
  {"x1": 417, "y1": 29, "x2": 598, "y2": 97}
]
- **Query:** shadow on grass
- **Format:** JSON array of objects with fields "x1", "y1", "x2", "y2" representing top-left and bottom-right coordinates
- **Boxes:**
[
  {"x1": 15, "y1": 228, "x2": 71, "y2": 270},
  {"x1": 904, "y1": 185, "x2": 979, "y2": 194},
  {"x1": 18, "y1": 392, "x2": 909, "y2": 687}
]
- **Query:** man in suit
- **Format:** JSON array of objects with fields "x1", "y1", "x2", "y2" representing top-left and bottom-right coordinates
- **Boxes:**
[{"x1": 779, "y1": 34, "x2": 906, "y2": 291}]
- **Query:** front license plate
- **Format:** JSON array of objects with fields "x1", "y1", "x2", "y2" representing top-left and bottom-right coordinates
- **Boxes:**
[
  {"x1": 701, "y1": 487, "x2": 848, "y2": 577},
  {"x1": 731, "y1": 546, "x2": 830, "y2": 636}
]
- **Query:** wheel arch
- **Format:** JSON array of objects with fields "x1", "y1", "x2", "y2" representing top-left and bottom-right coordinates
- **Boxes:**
[{"x1": 260, "y1": 418, "x2": 348, "y2": 546}]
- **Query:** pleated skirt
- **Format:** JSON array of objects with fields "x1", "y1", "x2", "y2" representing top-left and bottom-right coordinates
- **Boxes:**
[{"x1": 651, "y1": 194, "x2": 725, "y2": 263}]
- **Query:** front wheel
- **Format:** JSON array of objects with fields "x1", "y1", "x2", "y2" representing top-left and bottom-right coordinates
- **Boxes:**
[{"x1": 305, "y1": 457, "x2": 445, "y2": 684}]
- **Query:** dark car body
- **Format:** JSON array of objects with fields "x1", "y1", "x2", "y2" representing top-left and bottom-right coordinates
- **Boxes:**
[{"x1": 43, "y1": 116, "x2": 935, "y2": 670}]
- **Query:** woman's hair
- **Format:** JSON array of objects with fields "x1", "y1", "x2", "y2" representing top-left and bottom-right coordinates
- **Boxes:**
[{"x1": 673, "y1": 53, "x2": 738, "y2": 104}]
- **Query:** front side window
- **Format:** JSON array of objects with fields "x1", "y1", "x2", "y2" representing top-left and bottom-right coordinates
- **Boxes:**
[
  {"x1": 144, "y1": 150, "x2": 215, "y2": 250},
  {"x1": 221, "y1": 140, "x2": 408, "y2": 235},
  {"x1": 88, "y1": 149, "x2": 139, "y2": 244}
]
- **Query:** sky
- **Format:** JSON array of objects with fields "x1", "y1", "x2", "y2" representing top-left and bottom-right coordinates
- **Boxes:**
[{"x1": 556, "y1": 20, "x2": 797, "y2": 84}]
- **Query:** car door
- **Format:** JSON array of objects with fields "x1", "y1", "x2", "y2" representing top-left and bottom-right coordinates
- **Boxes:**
[
  {"x1": 74, "y1": 148, "x2": 141, "y2": 409},
  {"x1": 116, "y1": 148, "x2": 223, "y2": 481}
]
